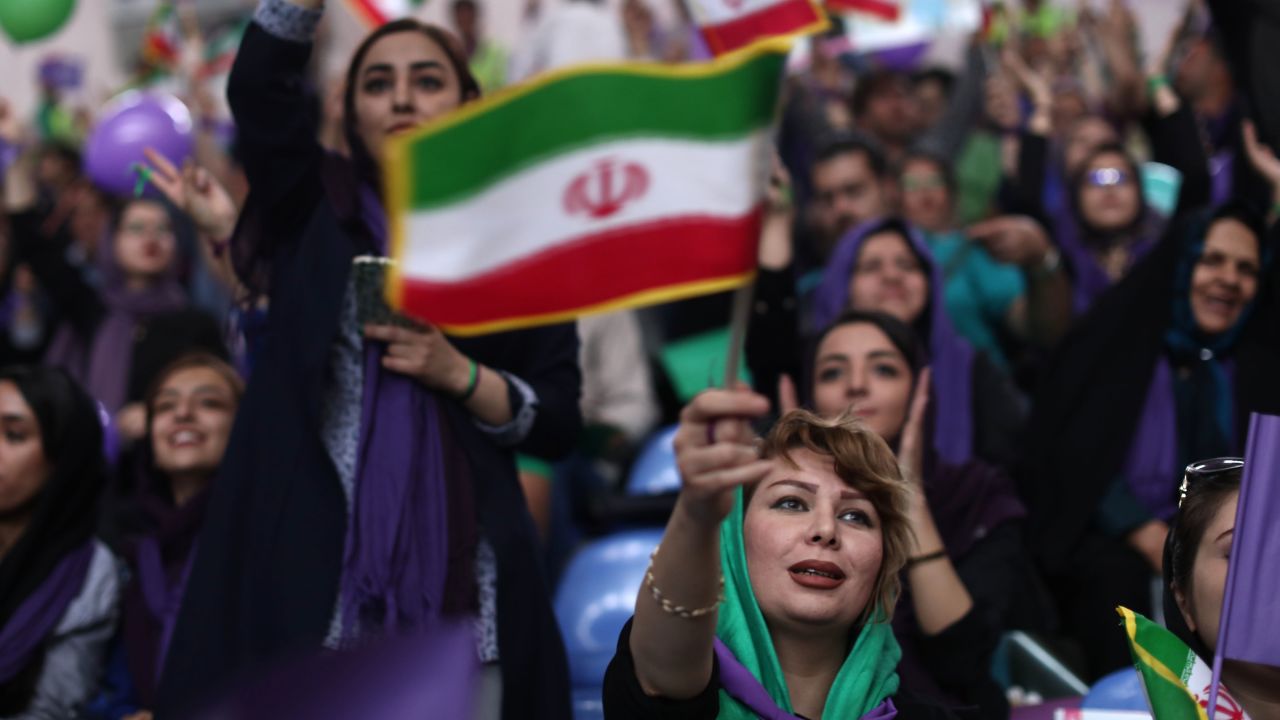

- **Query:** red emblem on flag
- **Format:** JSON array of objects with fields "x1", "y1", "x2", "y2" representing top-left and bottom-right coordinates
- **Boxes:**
[
  {"x1": 1198, "y1": 685, "x2": 1245, "y2": 720},
  {"x1": 564, "y1": 159, "x2": 650, "y2": 220}
]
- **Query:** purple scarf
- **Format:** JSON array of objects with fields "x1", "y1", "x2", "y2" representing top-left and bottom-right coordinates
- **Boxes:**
[
  {"x1": 0, "y1": 541, "x2": 95, "y2": 682},
  {"x1": 44, "y1": 227, "x2": 187, "y2": 412},
  {"x1": 337, "y1": 187, "x2": 477, "y2": 638},
  {"x1": 812, "y1": 219, "x2": 975, "y2": 466},
  {"x1": 1052, "y1": 209, "x2": 1165, "y2": 316},
  {"x1": 713, "y1": 639, "x2": 898, "y2": 720}
]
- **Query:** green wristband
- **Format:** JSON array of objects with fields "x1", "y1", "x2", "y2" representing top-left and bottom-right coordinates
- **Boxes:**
[
  {"x1": 456, "y1": 359, "x2": 480, "y2": 402},
  {"x1": 1146, "y1": 75, "x2": 1170, "y2": 96}
]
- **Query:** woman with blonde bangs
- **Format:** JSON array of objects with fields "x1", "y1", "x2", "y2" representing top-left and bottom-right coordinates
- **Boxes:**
[{"x1": 604, "y1": 390, "x2": 960, "y2": 719}]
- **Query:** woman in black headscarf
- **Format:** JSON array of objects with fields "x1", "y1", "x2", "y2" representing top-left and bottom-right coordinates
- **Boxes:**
[
  {"x1": 1021, "y1": 196, "x2": 1280, "y2": 679},
  {"x1": 0, "y1": 366, "x2": 119, "y2": 716}
]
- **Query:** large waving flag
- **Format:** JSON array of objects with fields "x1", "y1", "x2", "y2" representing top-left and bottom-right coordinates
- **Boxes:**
[
  {"x1": 685, "y1": 0, "x2": 827, "y2": 56},
  {"x1": 1207, "y1": 413, "x2": 1280, "y2": 715},
  {"x1": 827, "y1": 0, "x2": 901, "y2": 22},
  {"x1": 384, "y1": 44, "x2": 787, "y2": 336},
  {"x1": 1118, "y1": 608, "x2": 1252, "y2": 720}
]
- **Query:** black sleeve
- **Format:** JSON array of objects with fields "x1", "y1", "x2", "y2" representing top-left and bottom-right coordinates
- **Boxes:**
[
  {"x1": 971, "y1": 352, "x2": 1026, "y2": 470},
  {"x1": 9, "y1": 210, "x2": 104, "y2": 336},
  {"x1": 744, "y1": 265, "x2": 803, "y2": 411},
  {"x1": 461, "y1": 321, "x2": 583, "y2": 460},
  {"x1": 225, "y1": 21, "x2": 325, "y2": 264},
  {"x1": 1144, "y1": 103, "x2": 1212, "y2": 215},
  {"x1": 999, "y1": 132, "x2": 1050, "y2": 217},
  {"x1": 602, "y1": 618, "x2": 720, "y2": 720},
  {"x1": 913, "y1": 523, "x2": 1024, "y2": 720}
]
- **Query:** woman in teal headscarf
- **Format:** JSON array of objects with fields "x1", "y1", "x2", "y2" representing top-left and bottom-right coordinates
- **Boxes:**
[{"x1": 603, "y1": 390, "x2": 958, "y2": 719}]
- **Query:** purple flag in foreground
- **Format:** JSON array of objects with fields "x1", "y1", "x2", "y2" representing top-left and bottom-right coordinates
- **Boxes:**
[
  {"x1": 1208, "y1": 413, "x2": 1280, "y2": 715},
  {"x1": 205, "y1": 620, "x2": 479, "y2": 720}
]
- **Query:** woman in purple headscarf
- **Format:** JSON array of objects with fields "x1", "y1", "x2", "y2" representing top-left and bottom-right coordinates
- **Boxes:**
[
  {"x1": 805, "y1": 309, "x2": 1029, "y2": 720},
  {"x1": 0, "y1": 365, "x2": 119, "y2": 716},
  {"x1": 9, "y1": 193, "x2": 225, "y2": 443},
  {"x1": 156, "y1": 1, "x2": 581, "y2": 717},
  {"x1": 805, "y1": 217, "x2": 1026, "y2": 470}
]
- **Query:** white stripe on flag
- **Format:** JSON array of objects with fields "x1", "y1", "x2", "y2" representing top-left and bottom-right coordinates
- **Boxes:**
[
  {"x1": 400, "y1": 130, "x2": 771, "y2": 282},
  {"x1": 687, "y1": 0, "x2": 805, "y2": 26}
]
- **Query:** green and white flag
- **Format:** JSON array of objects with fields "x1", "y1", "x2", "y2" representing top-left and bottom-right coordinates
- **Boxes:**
[{"x1": 1118, "y1": 607, "x2": 1252, "y2": 720}]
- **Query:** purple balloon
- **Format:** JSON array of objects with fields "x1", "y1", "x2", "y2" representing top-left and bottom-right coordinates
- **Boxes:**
[{"x1": 84, "y1": 91, "x2": 193, "y2": 197}]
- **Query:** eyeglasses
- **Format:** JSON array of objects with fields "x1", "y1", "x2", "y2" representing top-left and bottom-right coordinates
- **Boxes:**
[
  {"x1": 1085, "y1": 168, "x2": 1132, "y2": 187},
  {"x1": 1178, "y1": 457, "x2": 1244, "y2": 507}
]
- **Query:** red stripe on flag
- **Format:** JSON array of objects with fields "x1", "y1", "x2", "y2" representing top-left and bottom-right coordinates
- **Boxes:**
[
  {"x1": 827, "y1": 0, "x2": 900, "y2": 22},
  {"x1": 399, "y1": 211, "x2": 762, "y2": 332},
  {"x1": 702, "y1": 0, "x2": 827, "y2": 55},
  {"x1": 346, "y1": 0, "x2": 388, "y2": 27}
]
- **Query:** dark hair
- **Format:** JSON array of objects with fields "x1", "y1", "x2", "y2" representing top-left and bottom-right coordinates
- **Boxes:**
[
  {"x1": 851, "y1": 69, "x2": 909, "y2": 120},
  {"x1": 814, "y1": 133, "x2": 889, "y2": 180},
  {"x1": 341, "y1": 19, "x2": 481, "y2": 189},
  {"x1": 451, "y1": 0, "x2": 478, "y2": 12},
  {"x1": 35, "y1": 141, "x2": 82, "y2": 174},
  {"x1": 0, "y1": 366, "x2": 104, "y2": 712},
  {"x1": 897, "y1": 150, "x2": 956, "y2": 199},
  {"x1": 910, "y1": 67, "x2": 956, "y2": 97},
  {"x1": 1069, "y1": 141, "x2": 1144, "y2": 234},
  {"x1": 1167, "y1": 461, "x2": 1242, "y2": 654},
  {"x1": 815, "y1": 309, "x2": 926, "y2": 377}
]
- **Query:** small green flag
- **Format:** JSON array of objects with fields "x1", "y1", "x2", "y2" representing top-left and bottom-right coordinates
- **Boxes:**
[{"x1": 1117, "y1": 607, "x2": 1252, "y2": 720}]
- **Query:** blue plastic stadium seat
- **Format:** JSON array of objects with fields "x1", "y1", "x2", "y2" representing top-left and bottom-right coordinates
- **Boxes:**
[
  {"x1": 1082, "y1": 668, "x2": 1149, "y2": 712},
  {"x1": 554, "y1": 528, "x2": 664, "y2": 689},
  {"x1": 625, "y1": 425, "x2": 680, "y2": 496}
]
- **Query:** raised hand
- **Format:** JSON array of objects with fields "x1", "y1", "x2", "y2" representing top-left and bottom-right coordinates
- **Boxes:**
[
  {"x1": 967, "y1": 215, "x2": 1053, "y2": 268},
  {"x1": 897, "y1": 368, "x2": 931, "y2": 489},
  {"x1": 141, "y1": 147, "x2": 239, "y2": 241},
  {"x1": 671, "y1": 388, "x2": 772, "y2": 528},
  {"x1": 776, "y1": 374, "x2": 799, "y2": 415}
]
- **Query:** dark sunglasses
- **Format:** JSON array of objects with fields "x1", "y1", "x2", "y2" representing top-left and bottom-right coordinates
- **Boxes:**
[{"x1": 1177, "y1": 457, "x2": 1244, "y2": 507}]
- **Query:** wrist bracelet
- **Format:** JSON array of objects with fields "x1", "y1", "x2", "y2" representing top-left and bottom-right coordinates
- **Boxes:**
[
  {"x1": 645, "y1": 545, "x2": 724, "y2": 619},
  {"x1": 905, "y1": 549, "x2": 948, "y2": 568},
  {"x1": 456, "y1": 359, "x2": 480, "y2": 402}
]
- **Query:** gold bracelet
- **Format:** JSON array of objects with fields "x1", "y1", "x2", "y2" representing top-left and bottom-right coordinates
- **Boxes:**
[{"x1": 644, "y1": 545, "x2": 724, "y2": 619}]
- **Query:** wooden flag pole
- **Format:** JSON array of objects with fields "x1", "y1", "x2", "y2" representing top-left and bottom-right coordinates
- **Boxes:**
[{"x1": 723, "y1": 283, "x2": 754, "y2": 389}]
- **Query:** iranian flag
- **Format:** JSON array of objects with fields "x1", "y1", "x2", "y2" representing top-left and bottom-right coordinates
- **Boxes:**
[
  {"x1": 384, "y1": 44, "x2": 787, "y2": 336},
  {"x1": 827, "y1": 0, "x2": 901, "y2": 22},
  {"x1": 1118, "y1": 608, "x2": 1253, "y2": 720},
  {"x1": 346, "y1": 0, "x2": 426, "y2": 27},
  {"x1": 686, "y1": 0, "x2": 828, "y2": 56}
]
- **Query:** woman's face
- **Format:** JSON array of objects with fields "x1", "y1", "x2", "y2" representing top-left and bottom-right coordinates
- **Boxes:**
[
  {"x1": 1079, "y1": 151, "x2": 1140, "y2": 232},
  {"x1": 150, "y1": 367, "x2": 238, "y2": 482},
  {"x1": 1190, "y1": 218, "x2": 1261, "y2": 336},
  {"x1": 1176, "y1": 490, "x2": 1238, "y2": 654},
  {"x1": 744, "y1": 449, "x2": 884, "y2": 636},
  {"x1": 0, "y1": 381, "x2": 51, "y2": 517},
  {"x1": 114, "y1": 201, "x2": 175, "y2": 281},
  {"x1": 849, "y1": 231, "x2": 929, "y2": 325},
  {"x1": 812, "y1": 322, "x2": 913, "y2": 444},
  {"x1": 899, "y1": 158, "x2": 952, "y2": 234},
  {"x1": 353, "y1": 31, "x2": 465, "y2": 161}
]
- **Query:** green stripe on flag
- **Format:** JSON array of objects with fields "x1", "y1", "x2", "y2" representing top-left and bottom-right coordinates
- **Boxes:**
[
  {"x1": 1118, "y1": 607, "x2": 1209, "y2": 720},
  {"x1": 387, "y1": 44, "x2": 787, "y2": 210}
]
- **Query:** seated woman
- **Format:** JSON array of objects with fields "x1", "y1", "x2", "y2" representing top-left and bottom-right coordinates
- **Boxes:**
[
  {"x1": 1023, "y1": 198, "x2": 1280, "y2": 679},
  {"x1": 1165, "y1": 458, "x2": 1280, "y2": 720},
  {"x1": 808, "y1": 310, "x2": 1028, "y2": 719},
  {"x1": 110, "y1": 354, "x2": 243, "y2": 713},
  {"x1": 810, "y1": 218, "x2": 1025, "y2": 469},
  {"x1": 0, "y1": 366, "x2": 120, "y2": 716},
  {"x1": 603, "y1": 390, "x2": 958, "y2": 718}
]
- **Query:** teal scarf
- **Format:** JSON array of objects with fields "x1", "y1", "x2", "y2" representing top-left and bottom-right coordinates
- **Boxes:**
[{"x1": 715, "y1": 488, "x2": 901, "y2": 719}]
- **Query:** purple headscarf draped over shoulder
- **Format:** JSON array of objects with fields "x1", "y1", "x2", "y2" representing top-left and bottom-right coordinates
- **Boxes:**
[{"x1": 812, "y1": 218, "x2": 975, "y2": 465}]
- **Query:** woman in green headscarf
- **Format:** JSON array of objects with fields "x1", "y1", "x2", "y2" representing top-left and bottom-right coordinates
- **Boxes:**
[{"x1": 603, "y1": 390, "x2": 958, "y2": 719}]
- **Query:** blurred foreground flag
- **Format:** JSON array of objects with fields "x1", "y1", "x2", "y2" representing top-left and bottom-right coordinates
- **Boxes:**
[
  {"x1": 383, "y1": 45, "x2": 787, "y2": 335},
  {"x1": 346, "y1": 0, "x2": 426, "y2": 27},
  {"x1": 1118, "y1": 608, "x2": 1251, "y2": 720},
  {"x1": 685, "y1": 0, "x2": 827, "y2": 55},
  {"x1": 827, "y1": 0, "x2": 901, "y2": 22}
]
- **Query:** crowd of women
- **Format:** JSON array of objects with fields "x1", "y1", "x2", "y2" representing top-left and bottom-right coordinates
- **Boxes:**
[{"x1": 1, "y1": 0, "x2": 1279, "y2": 718}]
